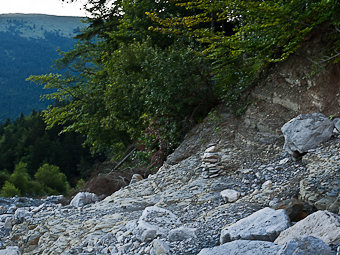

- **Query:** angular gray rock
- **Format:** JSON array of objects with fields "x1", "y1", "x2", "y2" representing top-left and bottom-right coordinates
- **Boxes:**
[
  {"x1": 69, "y1": 192, "x2": 98, "y2": 207},
  {"x1": 152, "y1": 239, "x2": 170, "y2": 255},
  {"x1": 198, "y1": 240, "x2": 281, "y2": 255},
  {"x1": 220, "y1": 207, "x2": 290, "y2": 244},
  {"x1": 220, "y1": 189, "x2": 240, "y2": 203},
  {"x1": 168, "y1": 227, "x2": 196, "y2": 242},
  {"x1": 135, "y1": 206, "x2": 181, "y2": 242},
  {"x1": 275, "y1": 210, "x2": 340, "y2": 246},
  {"x1": 281, "y1": 113, "x2": 334, "y2": 155},
  {"x1": 277, "y1": 236, "x2": 332, "y2": 255},
  {"x1": 14, "y1": 208, "x2": 32, "y2": 223}
]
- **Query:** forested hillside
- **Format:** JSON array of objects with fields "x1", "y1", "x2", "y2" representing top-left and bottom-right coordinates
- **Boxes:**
[
  {"x1": 0, "y1": 14, "x2": 84, "y2": 122},
  {"x1": 0, "y1": 111, "x2": 103, "y2": 197},
  {"x1": 32, "y1": 0, "x2": 340, "y2": 160},
  {"x1": 1, "y1": 0, "x2": 339, "y2": 197}
]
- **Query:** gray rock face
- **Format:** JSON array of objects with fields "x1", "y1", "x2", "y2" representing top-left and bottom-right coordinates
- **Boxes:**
[
  {"x1": 220, "y1": 207, "x2": 290, "y2": 244},
  {"x1": 275, "y1": 210, "x2": 340, "y2": 246},
  {"x1": 69, "y1": 192, "x2": 98, "y2": 207},
  {"x1": 277, "y1": 236, "x2": 332, "y2": 255},
  {"x1": 281, "y1": 113, "x2": 334, "y2": 155},
  {"x1": 198, "y1": 240, "x2": 281, "y2": 255}
]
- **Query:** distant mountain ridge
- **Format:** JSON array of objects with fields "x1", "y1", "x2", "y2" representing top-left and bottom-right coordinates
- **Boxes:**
[
  {"x1": 0, "y1": 14, "x2": 84, "y2": 39},
  {"x1": 0, "y1": 14, "x2": 85, "y2": 122}
]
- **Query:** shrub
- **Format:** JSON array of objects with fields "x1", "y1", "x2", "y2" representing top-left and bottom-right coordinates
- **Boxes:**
[
  {"x1": 34, "y1": 164, "x2": 70, "y2": 195},
  {"x1": 0, "y1": 170, "x2": 10, "y2": 187},
  {"x1": 9, "y1": 162, "x2": 31, "y2": 195},
  {"x1": 1, "y1": 181, "x2": 21, "y2": 197}
]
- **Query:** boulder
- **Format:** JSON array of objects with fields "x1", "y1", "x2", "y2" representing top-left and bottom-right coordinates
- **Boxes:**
[
  {"x1": 277, "y1": 236, "x2": 332, "y2": 255},
  {"x1": 198, "y1": 240, "x2": 281, "y2": 255},
  {"x1": 135, "y1": 206, "x2": 181, "y2": 242},
  {"x1": 220, "y1": 207, "x2": 290, "y2": 244},
  {"x1": 14, "y1": 208, "x2": 32, "y2": 223},
  {"x1": 275, "y1": 210, "x2": 340, "y2": 246},
  {"x1": 220, "y1": 189, "x2": 241, "y2": 203},
  {"x1": 281, "y1": 113, "x2": 334, "y2": 155},
  {"x1": 69, "y1": 192, "x2": 98, "y2": 207}
]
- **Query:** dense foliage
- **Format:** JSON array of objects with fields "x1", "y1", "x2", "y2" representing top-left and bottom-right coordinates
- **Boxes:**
[
  {"x1": 0, "y1": 111, "x2": 103, "y2": 196},
  {"x1": 30, "y1": 0, "x2": 340, "y2": 163}
]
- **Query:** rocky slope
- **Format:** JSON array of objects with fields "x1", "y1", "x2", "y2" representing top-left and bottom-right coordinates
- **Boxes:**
[{"x1": 0, "y1": 27, "x2": 339, "y2": 254}]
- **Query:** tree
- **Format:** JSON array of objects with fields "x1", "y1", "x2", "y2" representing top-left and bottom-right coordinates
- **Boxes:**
[
  {"x1": 147, "y1": 0, "x2": 340, "y2": 111},
  {"x1": 29, "y1": 0, "x2": 216, "y2": 159},
  {"x1": 34, "y1": 164, "x2": 70, "y2": 195}
]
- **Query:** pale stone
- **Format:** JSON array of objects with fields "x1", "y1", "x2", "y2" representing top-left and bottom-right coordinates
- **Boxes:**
[
  {"x1": 220, "y1": 207, "x2": 290, "y2": 244},
  {"x1": 198, "y1": 240, "x2": 281, "y2": 255},
  {"x1": 70, "y1": 192, "x2": 98, "y2": 207},
  {"x1": 14, "y1": 208, "x2": 32, "y2": 223},
  {"x1": 220, "y1": 189, "x2": 240, "y2": 203},
  {"x1": 152, "y1": 239, "x2": 170, "y2": 255},
  {"x1": 205, "y1": 146, "x2": 217, "y2": 153},
  {"x1": 135, "y1": 206, "x2": 181, "y2": 241},
  {"x1": 261, "y1": 180, "x2": 273, "y2": 190},
  {"x1": 281, "y1": 113, "x2": 334, "y2": 155},
  {"x1": 130, "y1": 174, "x2": 144, "y2": 185},
  {"x1": 275, "y1": 210, "x2": 340, "y2": 246},
  {"x1": 277, "y1": 236, "x2": 332, "y2": 255}
]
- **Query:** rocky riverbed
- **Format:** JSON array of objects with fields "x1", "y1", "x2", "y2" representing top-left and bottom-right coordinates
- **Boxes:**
[{"x1": 0, "y1": 111, "x2": 339, "y2": 254}]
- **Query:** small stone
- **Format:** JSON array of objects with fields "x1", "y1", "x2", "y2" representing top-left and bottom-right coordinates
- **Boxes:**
[
  {"x1": 141, "y1": 229, "x2": 157, "y2": 242},
  {"x1": 168, "y1": 227, "x2": 196, "y2": 242},
  {"x1": 279, "y1": 158, "x2": 289, "y2": 165},
  {"x1": 220, "y1": 189, "x2": 240, "y2": 203},
  {"x1": 152, "y1": 239, "x2": 170, "y2": 255},
  {"x1": 262, "y1": 180, "x2": 273, "y2": 190},
  {"x1": 205, "y1": 146, "x2": 217, "y2": 153},
  {"x1": 130, "y1": 174, "x2": 144, "y2": 185}
]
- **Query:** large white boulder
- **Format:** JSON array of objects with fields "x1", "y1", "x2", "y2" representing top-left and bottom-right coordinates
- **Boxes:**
[
  {"x1": 275, "y1": 210, "x2": 340, "y2": 246},
  {"x1": 277, "y1": 236, "x2": 332, "y2": 255},
  {"x1": 70, "y1": 192, "x2": 98, "y2": 207},
  {"x1": 220, "y1": 207, "x2": 290, "y2": 244},
  {"x1": 198, "y1": 240, "x2": 281, "y2": 255},
  {"x1": 281, "y1": 113, "x2": 334, "y2": 155}
]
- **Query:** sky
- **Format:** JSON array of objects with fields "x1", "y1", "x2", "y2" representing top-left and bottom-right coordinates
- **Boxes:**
[{"x1": 0, "y1": 0, "x2": 88, "y2": 17}]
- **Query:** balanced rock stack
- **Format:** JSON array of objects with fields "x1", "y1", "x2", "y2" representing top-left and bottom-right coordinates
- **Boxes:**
[{"x1": 199, "y1": 145, "x2": 226, "y2": 178}]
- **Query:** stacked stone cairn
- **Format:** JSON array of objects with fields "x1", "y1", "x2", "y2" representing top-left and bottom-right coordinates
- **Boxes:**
[{"x1": 199, "y1": 145, "x2": 226, "y2": 178}]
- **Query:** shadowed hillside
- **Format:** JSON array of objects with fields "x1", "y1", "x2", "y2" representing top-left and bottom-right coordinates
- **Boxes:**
[{"x1": 0, "y1": 14, "x2": 85, "y2": 122}]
